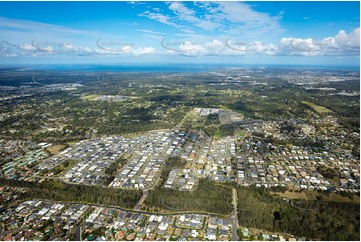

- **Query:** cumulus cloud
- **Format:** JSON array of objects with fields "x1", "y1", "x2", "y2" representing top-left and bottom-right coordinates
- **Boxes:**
[
  {"x1": 0, "y1": 13, "x2": 358, "y2": 59},
  {"x1": 160, "y1": 39, "x2": 278, "y2": 57},
  {"x1": 204, "y1": 40, "x2": 224, "y2": 54},
  {"x1": 133, "y1": 47, "x2": 157, "y2": 55},
  {"x1": 225, "y1": 40, "x2": 278, "y2": 55},
  {"x1": 7, "y1": 26, "x2": 358, "y2": 58},
  {"x1": 0, "y1": 41, "x2": 18, "y2": 57},
  {"x1": 19, "y1": 43, "x2": 37, "y2": 51},
  {"x1": 335, "y1": 28, "x2": 360, "y2": 51},
  {"x1": 178, "y1": 41, "x2": 206, "y2": 55},
  {"x1": 159, "y1": 27, "x2": 359, "y2": 57},
  {"x1": 0, "y1": 17, "x2": 162, "y2": 58},
  {"x1": 0, "y1": 40, "x2": 158, "y2": 58},
  {"x1": 279, "y1": 28, "x2": 360, "y2": 56}
]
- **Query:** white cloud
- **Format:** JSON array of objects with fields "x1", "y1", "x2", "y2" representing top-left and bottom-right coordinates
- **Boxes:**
[
  {"x1": 5, "y1": 53, "x2": 17, "y2": 57},
  {"x1": 217, "y1": 2, "x2": 279, "y2": 26},
  {"x1": 217, "y1": 2, "x2": 284, "y2": 40},
  {"x1": 128, "y1": 2, "x2": 145, "y2": 6},
  {"x1": 0, "y1": 17, "x2": 160, "y2": 58},
  {"x1": 134, "y1": 47, "x2": 157, "y2": 55},
  {"x1": 138, "y1": 12, "x2": 180, "y2": 29},
  {"x1": 279, "y1": 28, "x2": 359, "y2": 56},
  {"x1": 0, "y1": 39, "x2": 159, "y2": 58},
  {"x1": 205, "y1": 40, "x2": 224, "y2": 54},
  {"x1": 0, "y1": 14, "x2": 358, "y2": 59},
  {"x1": 168, "y1": 2, "x2": 220, "y2": 31},
  {"x1": 136, "y1": 29, "x2": 166, "y2": 35},
  {"x1": 19, "y1": 43, "x2": 37, "y2": 51},
  {"x1": 0, "y1": 16, "x2": 90, "y2": 40},
  {"x1": 160, "y1": 27, "x2": 359, "y2": 57},
  {"x1": 280, "y1": 37, "x2": 320, "y2": 56},
  {"x1": 161, "y1": 39, "x2": 278, "y2": 57},
  {"x1": 138, "y1": 10, "x2": 194, "y2": 34},
  {"x1": 335, "y1": 28, "x2": 360, "y2": 51},
  {"x1": 0, "y1": 41, "x2": 18, "y2": 57},
  {"x1": 139, "y1": 2, "x2": 284, "y2": 42},
  {"x1": 178, "y1": 41, "x2": 207, "y2": 55},
  {"x1": 225, "y1": 39, "x2": 278, "y2": 55}
]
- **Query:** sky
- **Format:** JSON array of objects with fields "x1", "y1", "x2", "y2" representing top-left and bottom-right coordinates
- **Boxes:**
[{"x1": 0, "y1": 1, "x2": 359, "y2": 67}]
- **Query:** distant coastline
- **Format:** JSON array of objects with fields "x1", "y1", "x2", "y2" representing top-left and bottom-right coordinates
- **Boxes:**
[{"x1": 0, "y1": 63, "x2": 359, "y2": 72}]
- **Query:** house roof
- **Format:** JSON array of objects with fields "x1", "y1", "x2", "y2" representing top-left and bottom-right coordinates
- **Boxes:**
[
  {"x1": 116, "y1": 230, "x2": 124, "y2": 238},
  {"x1": 4, "y1": 234, "x2": 13, "y2": 241}
]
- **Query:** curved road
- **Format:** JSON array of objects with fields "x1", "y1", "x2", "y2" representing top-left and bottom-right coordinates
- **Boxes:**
[{"x1": 20, "y1": 198, "x2": 239, "y2": 241}]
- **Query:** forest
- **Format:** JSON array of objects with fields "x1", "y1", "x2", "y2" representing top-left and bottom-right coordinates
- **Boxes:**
[
  {"x1": 237, "y1": 186, "x2": 360, "y2": 241},
  {"x1": 0, "y1": 68, "x2": 359, "y2": 241},
  {"x1": 0, "y1": 178, "x2": 142, "y2": 208},
  {"x1": 145, "y1": 178, "x2": 233, "y2": 214},
  {"x1": 1, "y1": 69, "x2": 359, "y2": 143}
]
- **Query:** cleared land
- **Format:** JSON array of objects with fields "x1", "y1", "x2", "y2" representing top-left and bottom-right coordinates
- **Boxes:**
[
  {"x1": 81, "y1": 94, "x2": 100, "y2": 101},
  {"x1": 272, "y1": 190, "x2": 359, "y2": 204},
  {"x1": 46, "y1": 145, "x2": 65, "y2": 155},
  {"x1": 271, "y1": 191, "x2": 308, "y2": 200},
  {"x1": 301, "y1": 101, "x2": 333, "y2": 113}
]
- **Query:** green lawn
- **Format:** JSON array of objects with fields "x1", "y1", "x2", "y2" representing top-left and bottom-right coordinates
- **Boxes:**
[
  {"x1": 301, "y1": 101, "x2": 333, "y2": 114},
  {"x1": 81, "y1": 94, "x2": 100, "y2": 101}
]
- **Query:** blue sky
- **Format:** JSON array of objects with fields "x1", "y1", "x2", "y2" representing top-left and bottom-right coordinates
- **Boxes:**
[{"x1": 0, "y1": 1, "x2": 359, "y2": 66}]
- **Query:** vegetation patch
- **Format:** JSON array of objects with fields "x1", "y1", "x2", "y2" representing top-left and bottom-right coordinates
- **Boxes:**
[
  {"x1": 50, "y1": 159, "x2": 77, "y2": 176},
  {"x1": 237, "y1": 186, "x2": 360, "y2": 241},
  {"x1": 81, "y1": 94, "x2": 100, "y2": 101},
  {"x1": 103, "y1": 157, "x2": 128, "y2": 186},
  {"x1": 46, "y1": 145, "x2": 65, "y2": 155},
  {"x1": 316, "y1": 165, "x2": 339, "y2": 179},
  {"x1": 145, "y1": 179, "x2": 232, "y2": 214},
  {"x1": 301, "y1": 101, "x2": 333, "y2": 114},
  {"x1": 0, "y1": 178, "x2": 142, "y2": 208}
]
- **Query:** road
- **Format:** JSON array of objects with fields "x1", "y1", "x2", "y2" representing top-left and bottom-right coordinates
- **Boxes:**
[
  {"x1": 1, "y1": 226, "x2": 29, "y2": 238},
  {"x1": 75, "y1": 225, "x2": 82, "y2": 241},
  {"x1": 231, "y1": 188, "x2": 240, "y2": 241},
  {"x1": 5, "y1": 198, "x2": 239, "y2": 240},
  {"x1": 134, "y1": 190, "x2": 148, "y2": 210},
  {"x1": 138, "y1": 129, "x2": 176, "y2": 191},
  {"x1": 289, "y1": 200, "x2": 317, "y2": 211},
  {"x1": 172, "y1": 216, "x2": 206, "y2": 230}
]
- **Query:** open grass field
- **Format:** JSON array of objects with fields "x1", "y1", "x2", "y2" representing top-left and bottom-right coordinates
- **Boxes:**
[
  {"x1": 81, "y1": 94, "x2": 100, "y2": 101},
  {"x1": 301, "y1": 101, "x2": 333, "y2": 114},
  {"x1": 272, "y1": 190, "x2": 359, "y2": 204},
  {"x1": 46, "y1": 144, "x2": 65, "y2": 155},
  {"x1": 271, "y1": 190, "x2": 308, "y2": 200}
]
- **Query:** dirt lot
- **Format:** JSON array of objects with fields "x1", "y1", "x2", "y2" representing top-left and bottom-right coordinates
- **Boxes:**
[
  {"x1": 46, "y1": 145, "x2": 65, "y2": 155},
  {"x1": 272, "y1": 190, "x2": 359, "y2": 204}
]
